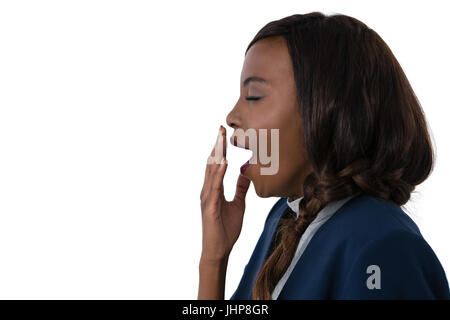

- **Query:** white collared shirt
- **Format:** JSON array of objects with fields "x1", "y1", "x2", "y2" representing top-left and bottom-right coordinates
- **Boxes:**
[{"x1": 271, "y1": 194, "x2": 359, "y2": 299}]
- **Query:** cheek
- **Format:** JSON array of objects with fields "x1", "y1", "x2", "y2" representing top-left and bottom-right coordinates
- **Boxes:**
[
  {"x1": 251, "y1": 126, "x2": 294, "y2": 176},
  {"x1": 265, "y1": 130, "x2": 305, "y2": 187}
]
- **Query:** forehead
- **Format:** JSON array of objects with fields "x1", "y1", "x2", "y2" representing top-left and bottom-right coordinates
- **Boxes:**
[{"x1": 241, "y1": 36, "x2": 293, "y2": 86}]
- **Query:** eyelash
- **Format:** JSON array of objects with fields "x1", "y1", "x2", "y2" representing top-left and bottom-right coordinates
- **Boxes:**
[{"x1": 245, "y1": 96, "x2": 261, "y2": 101}]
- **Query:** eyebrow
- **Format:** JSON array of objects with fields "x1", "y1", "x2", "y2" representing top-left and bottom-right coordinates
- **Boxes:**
[{"x1": 243, "y1": 76, "x2": 269, "y2": 87}]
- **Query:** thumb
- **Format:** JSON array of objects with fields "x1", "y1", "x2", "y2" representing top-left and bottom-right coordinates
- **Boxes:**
[{"x1": 233, "y1": 173, "x2": 251, "y2": 206}]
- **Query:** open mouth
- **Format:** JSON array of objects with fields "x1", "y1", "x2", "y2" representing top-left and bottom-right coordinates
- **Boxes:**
[
  {"x1": 240, "y1": 157, "x2": 254, "y2": 175},
  {"x1": 230, "y1": 135, "x2": 256, "y2": 175},
  {"x1": 240, "y1": 151, "x2": 257, "y2": 175},
  {"x1": 240, "y1": 159, "x2": 251, "y2": 175}
]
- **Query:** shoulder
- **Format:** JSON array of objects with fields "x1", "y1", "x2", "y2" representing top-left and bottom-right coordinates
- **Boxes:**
[
  {"x1": 329, "y1": 194, "x2": 423, "y2": 243},
  {"x1": 329, "y1": 194, "x2": 449, "y2": 299},
  {"x1": 337, "y1": 229, "x2": 450, "y2": 299},
  {"x1": 313, "y1": 194, "x2": 449, "y2": 299}
]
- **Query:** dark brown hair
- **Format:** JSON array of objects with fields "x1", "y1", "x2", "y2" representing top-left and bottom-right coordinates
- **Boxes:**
[{"x1": 247, "y1": 12, "x2": 436, "y2": 300}]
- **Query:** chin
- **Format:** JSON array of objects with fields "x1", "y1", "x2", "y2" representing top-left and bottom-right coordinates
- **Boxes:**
[
  {"x1": 254, "y1": 181, "x2": 274, "y2": 198},
  {"x1": 252, "y1": 166, "x2": 284, "y2": 198}
]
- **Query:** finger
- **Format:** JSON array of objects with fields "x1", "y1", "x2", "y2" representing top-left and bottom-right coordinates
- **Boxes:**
[
  {"x1": 203, "y1": 128, "x2": 221, "y2": 190},
  {"x1": 203, "y1": 154, "x2": 222, "y2": 200},
  {"x1": 221, "y1": 125, "x2": 227, "y2": 158},
  {"x1": 210, "y1": 126, "x2": 227, "y2": 182},
  {"x1": 205, "y1": 127, "x2": 224, "y2": 184},
  {"x1": 232, "y1": 173, "x2": 251, "y2": 205},
  {"x1": 212, "y1": 126, "x2": 227, "y2": 185},
  {"x1": 206, "y1": 155, "x2": 223, "y2": 193},
  {"x1": 201, "y1": 155, "x2": 213, "y2": 197},
  {"x1": 210, "y1": 126, "x2": 225, "y2": 163},
  {"x1": 203, "y1": 126, "x2": 226, "y2": 199},
  {"x1": 209, "y1": 128, "x2": 220, "y2": 157},
  {"x1": 210, "y1": 158, "x2": 228, "y2": 196}
]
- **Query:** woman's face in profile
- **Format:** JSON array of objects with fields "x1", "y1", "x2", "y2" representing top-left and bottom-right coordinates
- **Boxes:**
[{"x1": 226, "y1": 36, "x2": 313, "y2": 199}]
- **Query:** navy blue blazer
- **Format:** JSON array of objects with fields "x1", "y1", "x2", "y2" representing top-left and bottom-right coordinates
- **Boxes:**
[{"x1": 230, "y1": 194, "x2": 450, "y2": 299}]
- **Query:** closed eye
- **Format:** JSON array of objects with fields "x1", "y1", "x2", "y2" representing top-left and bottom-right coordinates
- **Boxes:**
[{"x1": 245, "y1": 96, "x2": 261, "y2": 101}]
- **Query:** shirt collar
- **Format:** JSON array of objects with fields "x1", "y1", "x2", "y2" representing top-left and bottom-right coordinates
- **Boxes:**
[
  {"x1": 286, "y1": 192, "x2": 361, "y2": 221},
  {"x1": 286, "y1": 196, "x2": 304, "y2": 218}
]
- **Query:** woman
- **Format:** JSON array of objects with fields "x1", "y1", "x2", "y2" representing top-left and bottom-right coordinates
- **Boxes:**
[{"x1": 198, "y1": 12, "x2": 449, "y2": 300}]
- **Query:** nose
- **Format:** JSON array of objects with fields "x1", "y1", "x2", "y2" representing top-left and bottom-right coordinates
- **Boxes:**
[{"x1": 226, "y1": 102, "x2": 241, "y2": 130}]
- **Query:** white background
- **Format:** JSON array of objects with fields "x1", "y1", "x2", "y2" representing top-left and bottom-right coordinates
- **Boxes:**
[{"x1": 0, "y1": 0, "x2": 448, "y2": 299}]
